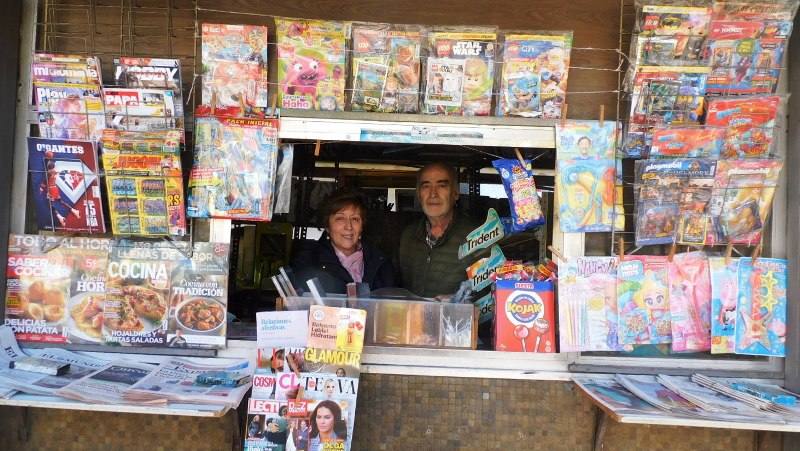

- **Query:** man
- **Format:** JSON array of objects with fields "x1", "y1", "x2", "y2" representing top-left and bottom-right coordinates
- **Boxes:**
[{"x1": 398, "y1": 162, "x2": 478, "y2": 298}]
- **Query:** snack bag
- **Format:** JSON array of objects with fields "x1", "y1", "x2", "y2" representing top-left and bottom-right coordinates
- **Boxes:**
[{"x1": 492, "y1": 159, "x2": 545, "y2": 233}]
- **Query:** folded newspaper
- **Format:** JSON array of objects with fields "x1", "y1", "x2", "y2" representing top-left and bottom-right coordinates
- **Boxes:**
[
  {"x1": 0, "y1": 326, "x2": 25, "y2": 398},
  {"x1": 55, "y1": 360, "x2": 166, "y2": 405},
  {"x1": 0, "y1": 348, "x2": 108, "y2": 396},
  {"x1": 123, "y1": 358, "x2": 252, "y2": 408}
]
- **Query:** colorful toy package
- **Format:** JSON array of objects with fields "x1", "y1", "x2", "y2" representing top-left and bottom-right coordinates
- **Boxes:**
[
  {"x1": 633, "y1": 4, "x2": 711, "y2": 66},
  {"x1": 708, "y1": 159, "x2": 782, "y2": 245},
  {"x1": 709, "y1": 257, "x2": 739, "y2": 354},
  {"x1": 497, "y1": 32, "x2": 572, "y2": 118},
  {"x1": 556, "y1": 120, "x2": 619, "y2": 232},
  {"x1": 350, "y1": 22, "x2": 423, "y2": 113},
  {"x1": 201, "y1": 23, "x2": 269, "y2": 114},
  {"x1": 114, "y1": 57, "x2": 184, "y2": 120},
  {"x1": 187, "y1": 116, "x2": 280, "y2": 221},
  {"x1": 276, "y1": 18, "x2": 347, "y2": 111},
  {"x1": 705, "y1": 96, "x2": 781, "y2": 159},
  {"x1": 102, "y1": 87, "x2": 181, "y2": 131},
  {"x1": 27, "y1": 137, "x2": 105, "y2": 233},
  {"x1": 492, "y1": 158, "x2": 546, "y2": 233},
  {"x1": 32, "y1": 53, "x2": 102, "y2": 85},
  {"x1": 558, "y1": 257, "x2": 621, "y2": 352},
  {"x1": 424, "y1": 28, "x2": 497, "y2": 116},
  {"x1": 667, "y1": 252, "x2": 711, "y2": 353},
  {"x1": 495, "y1": 279, "x2": 555, "y2": 353},
  {"x1": 617, "y1": 255, "x2": 672, "y2": 345},
  {"x1": 33, "y1": 82, "x2": 105, "y2": 141},
  {"x1": 735, "y1": 258, "x2": 787, "y2": 357},
  {"x1": 634, "y1": 159, "x2": 716, "y2": 246},
  {"x1": 649, "y1": 127, "x2": 724, "y2": 159}
]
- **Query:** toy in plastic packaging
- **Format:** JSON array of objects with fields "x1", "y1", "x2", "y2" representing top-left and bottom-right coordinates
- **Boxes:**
[
  {"x1": 187, "y1": 115, "x2": 280, "y2": 221},
  {"x1": 201, "y1": 23, "x2": 269, "y2": 115},
  {"x1": 424, "y1": 28, "x2": 497, "y2": 116},
  {"x1": 649, "y1": 127, "x2": 724, "y2": 159},
  {"x1": 492, "y1": 158, "x2": 545, "y2": 233},
  {"x1": 667, "y1": 251, "x2": 711, "y2": 353},
  {"x1": 498, "y1": 32, "x2": 572, "y2": 118},
  {"x1": 735, "y1": 258, "x2": 787, "y2": 357},
  {"x1": 33, "y1": 82, "x2": 105, "y2": 141},
  {"x1": 709, "y1": 256, "x2": 739, "y2": 354},
  {"x1": 350, "y1": 22, "x2": 423, "y2": 113},
  {"x1": 494, "y1": 279, "x2": 555, "y2": 353},
  {"x1": 556, "y1": 120, "x2": 620, "y2": 232},
  {"x1": 617, "y1": 255, "x2": 671, "y2": 345},
  {"x1": 705, "y1": 96, "x2": 781, "y2": 159},
  {"x1": 636, "y1": 4, "x2": 712, "y2": 36},
  {"x1": 276, "y1": 18, "x2": 347, "y2": 111}
]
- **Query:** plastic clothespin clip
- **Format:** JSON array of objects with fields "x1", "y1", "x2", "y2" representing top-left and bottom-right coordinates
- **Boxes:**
[
  {"x1": 618, "y1": 237, "x2": 625, "y2": 261},
  {"x1": 752, "y1": 243, "x2": 762, "y2": 264},
  {"x1": 599, "y1": 104, "x2": 605, "y2": 128},
  {"x1": 547, "y1": 245, "x2": 568, "y2": 264},
  {"x1": 314, "y1": 140, "x2": 321, "y2": 157},
  {"x1": 668, "y1": 242, "x2": 677, "y2": 262},
  {"x1": 560, "y1": 103, "x2": 568, "y2": 128},
  {"x1": 724, "y1": 243, "x2": 733, "y2": 266}
]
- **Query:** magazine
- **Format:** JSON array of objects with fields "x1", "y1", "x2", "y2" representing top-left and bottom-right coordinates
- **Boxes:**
[
  {"x1": 735, "y1": 258, "x2": 787, "y2": 357},
  {"x1": 31, "y1": 53, "x2": 102, "y2": 85},
  {"x1": 558, "y1": 257, "x2": 621, "y2": 352},
  {"x1": 33, "y1": 82, "x2": 105, "y2": 141},
  {"x1": 616, "y1": 374, "x2": 707, "y2": 416},
  {"x1": 707, "y1": 159, "x2": 782, "y2": 245},
  {"x1": 244, "y1": 399, "x2": 291, "y2": 450},
  {"x1": 498, "y1": 32, "x2": 572, "y2": 118},
  {"x1": 187, "y1": 116, "x2": 280, "y2": 221},
  {"x1": 102, "y1": 87, "x2": 181, "y2": 131},
  {"x1": 572, "y1": 374, "x2": 664, "y2": 417},
  {"x1": 27, "y1": 137, "x2": 105, "y2": 233},
  {"x1": 0, "y1": 347, "x2": 108, "y2": 395},
  {"x1": 631, "y1": 34, "x2": 707, "y2": 67},
  {"x1": 705, "y1": 96, "x2": 780, "y2": 159},
  {"x1": 257, "y1": 311, "x2": 309, "y2": 349},
  {"x1": 636, "y1": 5, "x2": 712, "y2": 36},
  {"x1": 709, "y1": 257, "x2": 739, "y2": 354},
  {"x1": 424, "y1": 29, "x2": 497, "y2": 116},
  {"x1": 55, "y1": 360, "x2": 161, "y2": 405},
  {"x1": 101, "y1": 128, "x2": 182, "y2": 154},
  {"x1": 617, "y1": 256, "x2": 671, "y2": 345},
  {"x1": 276, "y1": 18, "x2": 347, "y2": 111},
  {"x1": 494, "y1": 280, "x2": 556, "y2": 353},
  {"x1": 0, "y1": 325, "x2": 27, "y2": 398},
  {"x1": 307, "y1": 306, "x2": 366, "y2": 353},
  {"x1": 649, "y1": 127, "x2": 724, "y2": 159},
  {"x1": 114, "y1": 57, "x2": 184, "y2": 120},
  {"x1": 667, "y1": 252, "x2": 712, "y2": 353},
  {"x1": 201, "y1": 23, "x2": 270, "y2": 112}
]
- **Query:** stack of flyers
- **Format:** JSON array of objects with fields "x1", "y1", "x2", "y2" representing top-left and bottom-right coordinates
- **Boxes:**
[
  {"x1": 705, "y1": 96, "x2": 780, "y2": 159},
  {"x1": 558, "y1": 257, "x2": 621, "y2": 352},
  {"x1": 617, "y1": 255, "x2": 672, "y2": 345},
  {"x1": 497, "y1": 32, "x2": 572, "y2": 118},
  {"x1": 634, "y1": 159, "x2": 716, "y2": 246},
  {"x1": 667, "y1": 252, "x2": 711, "y2": 353},
  {"x1": 276, "y1": 18, "x2": 347, "y2": 111},
  {"x1": 707, "y1": 159, "x2": 782, "y2": 245},
  {"x1": 114, "y1": 57, "x2": 184, "y2": 120},
  {"x1": 102, "y1": 129, "x2": 186, "y2": 237},
  {"x1": 555, "y1": 120, "x2": 620, "y2": 233},
  {"x1": 27, "y1": 137, "x2": 105, "y2": 233},
  {"x1": 31, "y1": 53, "x2": 102, "y2": 86},
  {"x1": 201, "y1": 23, "x2": 269, "y2": 114},
  {"x1": 709, "y1": 257, "x2": 740, "y2": 354},
  {"x1": 735, "y1": 258, "x2": 787, "y2": 357},
  {"x1": 33, "y1": 82, "x2": 105, "y2": 141},
  {"x1": 649, "y1": 127, "x2": 725, "y2": 159},
  {"x1": 632, "y1": 5, "x2": 711, "y2": 66},
  {"x1": 424, "y1": 29, "x2": 497, "y2": 116},
  {"x1": 350, "y1": 23, "x2": 423, "y2": 113},
  {"x1": 103, "y1": 240, "x2": 181, "y2": 346},
  {"x1": 187, "y1": 116, "x2": 280, "y2": 221},
  {"x1": 102, "y1": 87, "x2": 181, "y2": 132}
]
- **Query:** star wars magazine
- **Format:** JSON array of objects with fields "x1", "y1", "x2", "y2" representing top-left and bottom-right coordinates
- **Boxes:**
[
  {"x1": 498, "y1": 31, "x2": 572, "y2": 119},
  {"x1": 201, "y1": 23, "x2": 270, "y2": 115},
  {"x1": 27, "y1": 137, "x2": 105, "y2": 233},
  {"x1": 276, "y1": 18, "x2": 347, "y2": 111}
]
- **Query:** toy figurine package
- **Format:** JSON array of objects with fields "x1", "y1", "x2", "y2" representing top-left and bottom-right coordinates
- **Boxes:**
[
  {"x1": 634, "y1": 159, "x2": 716, "y2": 246},
  {"x1": 735, "y1": 258, "x2": 787, "y2": 357},
  {"x1": 705, "y1": 96, "x2": 781, "y2": 159},
  {"x1": 617, "y1": 255, "x2": 672, "y2": 345},
  {"x1": 350, "y1": 23, "x2": 423, "y2": 113},
  {"x1": 424, "y1": 28, "x2": 497, "y2": 116},
  {"x1": 497, "y1": 32, "x2": 572, "y2": 118},
  {"x1": 492, "y1": 158, "x2": 545, "y2": 233},
  {"x1": 667, "y1": 252, "x2": 711, "y2": 353},
  {"x1": 556, "y1": 120, "x2": 620, "y2": 232},
  {"x1": 201, "y1": 23, "x2": 269, "y2": 114},
  {"x1": 276, "y1": 18, "x2": 347, "y2": 111},
  {"x1": 27, "y1": 137, "x2": 105, "y2": 233},
  {"x1": 187, "y1": 116, "x2": 280, "y2": 221},
  {"x1": 34, "y1": 82, "x2": 105, "y2": 141},
  {"x1": 558, "y1": 257, "x2": 621, "y2": 352},
  {"x1": 633, "y1": 4, "x2": 711, "y2": 66},
  {"x1": 709, "y1": 257, "x2": 739, "y2": 354},
  {"x1": 102, "y1": 87, "x2": 181, "y2": 132},
  {"x1": 32, "y1": 53, "x2": 102, "y2": 86},
  {"x1": 649, "y1": 127, "x2": 725, "y2": 159},
  {"x1": 495, "y1": 279, "x2": 555, "y2": 353},
  {"x1": 708, "y1": 159, "x2": 782, "y2": 245}
]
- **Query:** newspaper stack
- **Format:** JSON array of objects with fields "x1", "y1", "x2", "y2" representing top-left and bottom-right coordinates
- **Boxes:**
[
  {"x1": 123, "y1": 358, "x2": 252, "y2": 408},
  {"x1": 55, "y1": 360, "x2": 165, "y2": 405},
  {"x1": 0, "y1": 326, "x2": 25, "y2": 398},
  {"x1": 692, "y1": 374, "x2": 796, "y2": 415},
  {"x1": 615, "y1": 374, "x2": 708, "y2": 418},
  {"x1": 0, "y1": 348, "x2": 108, "y2": 396}
]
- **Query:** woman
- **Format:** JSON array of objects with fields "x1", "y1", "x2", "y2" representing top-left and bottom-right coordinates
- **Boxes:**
[
  {"x1": 293, "y1": 419, "x2": 310, "y2": 451},
  {"x1": 308, "y1": 400, "x2": 347, "y2": 451},
  {"x1": 291, "y1": 190, "x2": 395, "y2": 294},
  {"x1": 247, "y1": 414, "x2": 262, "y2": 439}
]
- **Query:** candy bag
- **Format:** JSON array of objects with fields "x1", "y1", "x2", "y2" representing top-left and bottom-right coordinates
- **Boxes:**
[{"x1": 492, "y1": 159, "x2": 545, "y2": 233}]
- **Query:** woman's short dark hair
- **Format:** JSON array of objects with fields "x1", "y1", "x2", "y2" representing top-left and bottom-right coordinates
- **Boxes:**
[
  {"x1": 309, "y1": 399, "x2": 348, "y2": 440},
  {"x1": 320, "y1": 190, "x2": 367, "y2": 229}
]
